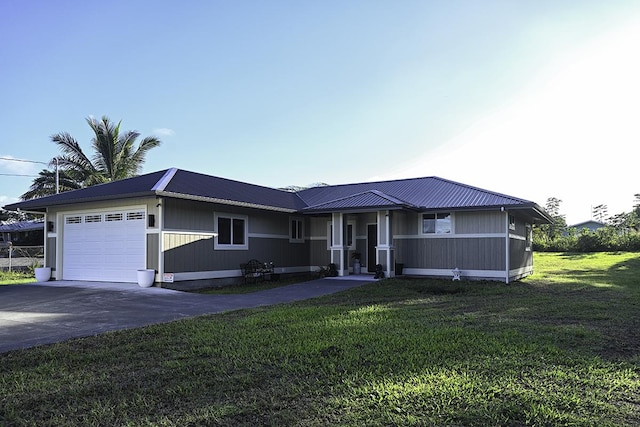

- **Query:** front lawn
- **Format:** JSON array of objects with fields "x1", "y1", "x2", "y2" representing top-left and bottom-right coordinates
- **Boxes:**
[{"x1": 1, "y1": 252, "x2": 638, "y2": 426}]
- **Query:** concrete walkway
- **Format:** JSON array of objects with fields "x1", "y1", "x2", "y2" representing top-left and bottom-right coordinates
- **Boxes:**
[{"x1": 0, "y1": 276, "x2": 375, "y2": 353}]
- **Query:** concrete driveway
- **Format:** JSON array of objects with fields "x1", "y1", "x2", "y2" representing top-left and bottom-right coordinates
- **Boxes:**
[{"x1": 0, "y1": 277, "x2": 374, "y2": 353}]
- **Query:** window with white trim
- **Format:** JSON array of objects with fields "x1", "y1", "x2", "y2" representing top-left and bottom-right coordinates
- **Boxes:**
[
  {"x1": 422, "y1": 213, "x2": 452, "y2": 234},
  {"x1": 346, "y1": 222, "x2": 355, "y2": 249},
  {"x1": 214, "y1": 213, "x2": 248, "y2": 250},
  {"x1": 525, "y1": 224, "x2": 532, "y2": 251},
  {"x1": 509, "y1": 215, "x2": 516, "y2": 231},
  {"x1": 290, "y1": 218, "x2": 304, "y2": 243}
]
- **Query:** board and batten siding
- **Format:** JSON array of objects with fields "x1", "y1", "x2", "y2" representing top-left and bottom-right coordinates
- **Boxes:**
[
  {"x1": 161, "y1": 198, "x2": 310, "y2": 277},
  {"x1": 396, "y1": 237, "x2": 505, "y2": 271},
  {"x1": 393, "y1": 210, "x2": 509, "y2": 279}
]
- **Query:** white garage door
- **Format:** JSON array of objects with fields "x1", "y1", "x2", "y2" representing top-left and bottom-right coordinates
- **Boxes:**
[{"x1": 63, "y1": 209, "x2": 147, "y2": 282}]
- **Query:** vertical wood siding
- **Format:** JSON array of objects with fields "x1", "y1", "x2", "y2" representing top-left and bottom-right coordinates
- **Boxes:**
[
  {"x1": 396, "y1": 237, "x2": 505, "y2": 270},
  {"x1": 147, "y1": 234, "x2": 159, "y2": 270},
  {"x1": 455, "y1": 211, "x2": 504, "y2": 234},
  {"x1": 46, "y1": 237, "x2": 56, "y2": 268}
]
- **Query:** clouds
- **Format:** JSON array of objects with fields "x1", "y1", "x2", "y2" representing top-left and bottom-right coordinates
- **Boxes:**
[
  {"x1": 152, "y1": 128, "x2": 175, "y2": 137},
  {"x1": 0, "y1": 155, "x2": 41, "y2": 176}
]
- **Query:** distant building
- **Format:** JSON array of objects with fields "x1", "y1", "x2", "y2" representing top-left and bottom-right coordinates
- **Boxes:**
[
  {"x1": 568, "y1": 220, "x2": 606, "y2": 232},
  {"x1": 0, "y1": 219, "x2": 45, "y2": 247}
]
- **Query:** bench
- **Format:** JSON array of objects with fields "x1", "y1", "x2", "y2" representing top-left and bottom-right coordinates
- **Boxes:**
[{"x1": 240, "y1": 259, "x2": 275, "y2": 284}]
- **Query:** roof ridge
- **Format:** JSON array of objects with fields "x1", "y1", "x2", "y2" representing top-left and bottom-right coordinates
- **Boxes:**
[
  {"x1": 304, "y1": 189, "x2": 414, "y2": 210},
  {"x1": 152, "y1": 167, "x2": 179, "y2": 191},
  {"x1": 431, "y1": 176, "x2": 532, "y2": 204}
]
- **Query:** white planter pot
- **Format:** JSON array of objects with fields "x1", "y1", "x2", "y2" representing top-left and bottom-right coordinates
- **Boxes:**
[
  {"x1": 353, "y1": 260, "x2": 361, "y2": 275},
  {"x1": 137, "y1": 269, "x2": 155, "y2": 288},
  {"x1": 35, "y1": 267, "x2": 51, "y2": 282}
]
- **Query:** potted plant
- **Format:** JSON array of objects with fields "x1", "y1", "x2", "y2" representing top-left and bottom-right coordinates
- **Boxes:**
[
  {"x1": 34, "y1": 266, "x2": 51, "y2": 282},
  {"x1": 137, "y1": 269, "x2": 155, "y2": 288},
  {"x1": 351, "y1": 251, "x2": 362, "y2": 275}
]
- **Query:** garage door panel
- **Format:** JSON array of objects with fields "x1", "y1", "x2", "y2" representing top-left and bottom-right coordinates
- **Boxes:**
[{"x1": 63, "y1": 209, "x2": 146, "y2": 282}]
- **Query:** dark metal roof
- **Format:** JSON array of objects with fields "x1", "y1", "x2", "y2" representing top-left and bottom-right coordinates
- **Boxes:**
[
  {"x1": 158, "y1": 169, "x2": 306, "y2": 212},
  {"x1": 2, "y1": 168, "x2": 551, "y2": 223},
  {"x1": 0, "y1": 219, "x2": 44, "y2": 232},
  {"x1": 2, "y1": 168, "x2": 305, "y2": 213},
  {"x1": 298, "y1": 176, "x2": 530, "y2": 210},
  {"x1": 303, "y1": 190, "x2": 417, "y2": 213}
]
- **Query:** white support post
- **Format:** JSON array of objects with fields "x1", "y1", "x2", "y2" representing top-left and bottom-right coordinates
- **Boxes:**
[
  {"x1": 330, "y1": 212, "x2": 346, "y2": 276},
  {"x1": 376, "y1": 210, "x2": 394, "y2": 278}
]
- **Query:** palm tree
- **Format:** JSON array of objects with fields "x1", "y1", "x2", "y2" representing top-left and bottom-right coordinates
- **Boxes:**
[{"x1": 21, "y1": 116, "x2": 161, "y2": 200}]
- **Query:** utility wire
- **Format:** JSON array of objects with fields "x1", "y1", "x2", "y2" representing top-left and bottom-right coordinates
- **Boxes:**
[
  {"x1": 0, "y1": 156, "x2": 60, "y2": 193},
  {"x1": 0, "y1": 156, "x2": 49, "y2": 165},
  {"x1": 0, "y1": 173, "x2": 40, "y2": 177}
]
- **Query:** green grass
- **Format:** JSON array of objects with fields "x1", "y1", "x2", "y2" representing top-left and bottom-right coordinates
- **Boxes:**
[
  {"x1": 1, "y1": 252, "x2": 639, "y2": 426},
  {"x1": 0, "y1": 270, "x2": 35, "y2": 285}
]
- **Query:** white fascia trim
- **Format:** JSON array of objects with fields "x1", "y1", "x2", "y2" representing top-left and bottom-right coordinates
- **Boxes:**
[
  {"x1": 394, "y1": 233, "x2": 506, "y2": 239},
  {"x1": 509, "y1": 233, "x2": 526, "y2": 241},
  {"x1": 403, "y1": 268, "x2": 508, "y2": 280}
]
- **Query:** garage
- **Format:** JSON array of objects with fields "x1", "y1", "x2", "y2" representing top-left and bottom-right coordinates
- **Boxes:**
[{"x1": 62, "y1": 209, "x2": 147, "y2": 282}]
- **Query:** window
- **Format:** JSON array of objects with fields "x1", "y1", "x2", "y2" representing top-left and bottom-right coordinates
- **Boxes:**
[
  {"x1": 509, "y1": 215, "x2": 516, "y2": 231},
  {"x1": 215, "y1": 213, "x2": 248, "y2": 249},
  {"x1": 525, "y1": 224, "x2": 532, "y2": 251},
  {"x1": 422, "y1": 213, "x2": 451, "y2": 234},
  {"x1": 290, "y1": 218, "x2": 304, "y2": 243},
  {"x1": 346, "y1": 222, "x2": 355, "y2": 249}
]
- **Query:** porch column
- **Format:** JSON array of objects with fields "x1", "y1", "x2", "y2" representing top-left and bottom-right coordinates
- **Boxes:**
[
  {"x1": 330, "y1": 212, "x2": 348, "y2": 276},
  {"x1": 376, "y1": 210, "x2": 395, "y2": 278}
]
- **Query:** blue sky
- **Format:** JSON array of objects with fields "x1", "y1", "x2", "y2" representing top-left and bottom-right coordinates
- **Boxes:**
[{"x1": 2, "y1": 1, "x2": 640, "y2": 224}]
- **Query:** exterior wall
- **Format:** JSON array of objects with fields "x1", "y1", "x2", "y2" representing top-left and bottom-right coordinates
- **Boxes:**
[
  {"x1": 309, "y1": 216, "x2": 331, "y2": 270},
  {"x1": 508, "y1": 212, "x2": 533, "y2": 281},
  {"x1": 394, "y1": 210, "x2": 511, "y2": 281},
  {"x1": 46, "y1": 197, "x2": 157, "y2": 281},
  {"x1": 308, "y1": 213, "x2": 376, "y2": 273},
  {"x1": 161, "y1": 198, "x2": 311, "y2": 284}
]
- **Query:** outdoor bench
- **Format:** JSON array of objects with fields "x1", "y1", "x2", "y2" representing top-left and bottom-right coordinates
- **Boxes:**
[{"x1": 240, "y1": 259, "x2": 276, "y2": 284}]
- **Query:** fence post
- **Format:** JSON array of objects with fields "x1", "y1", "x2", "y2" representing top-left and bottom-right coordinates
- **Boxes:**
[{"x1": 8, "y1": 242, "x2": 12, "y2": 272}]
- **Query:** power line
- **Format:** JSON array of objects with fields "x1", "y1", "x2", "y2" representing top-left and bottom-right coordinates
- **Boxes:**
[
  {"x1": 0, "y1": 173, "x2": 40, "y2": 177},
  {"x1": 0, "y1": 156, "x2": 60, "y2": 193},
  {"x1": 0, "y1": 156, "x2": 49, "y2": 165}
]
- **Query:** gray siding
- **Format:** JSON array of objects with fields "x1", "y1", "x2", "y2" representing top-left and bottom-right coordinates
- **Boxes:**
[
  {"x1": 509, "y1": 238, "x2": 532, "y2": 270},
  {"x1": 164, "y1": 199, "x2": 214, "y2": 231},
  {"x1": 46, "y1": 236, "x2": 56, "y2": 269},
  {"x1": 147, "y1": 234, "x2": 159, "y2": 271},
  {"x1": 396, "y1": 237, "x2": 505, "y2": 270},
  {"x1": 163, "y1": 234, "x2": 308, "y2": 273},
  {"x1": 456, "y1": 211, "x2": 504, "y2": 234},
  {"x1": 162, "y1": 198, "x2": 310, "y2": 273}
]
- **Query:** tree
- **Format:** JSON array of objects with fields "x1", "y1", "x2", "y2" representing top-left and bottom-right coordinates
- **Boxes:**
[
  {"x1": 533, "y1": 197, "x2": 567, "y2": 249},
  {"x1": 21, "y1": 116, "x2": 161, "y2": 200},
  {"x1": 592, "y1": 204, "x2": 609, "y2": 223}
]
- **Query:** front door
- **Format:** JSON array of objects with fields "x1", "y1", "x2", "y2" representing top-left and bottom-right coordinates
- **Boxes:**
[{"x1": 367, "y1": 224, "x2": 377, "y2": 273}]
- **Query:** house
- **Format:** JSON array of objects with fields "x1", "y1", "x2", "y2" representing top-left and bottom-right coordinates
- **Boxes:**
[
  {"x1": 568, "y1": 220, "x2": 606, "y2": 233},
  {"x1": 3, "y1": 168, "x2": 551, "y2": 286},
  {"x1": 0, "y1": 219, "x2": 45, "y2": 248}
]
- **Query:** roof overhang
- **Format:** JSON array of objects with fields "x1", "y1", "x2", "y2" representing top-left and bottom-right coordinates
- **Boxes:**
[{"x1": 156, "y1": 191, "x2": 298, "y2": 213}]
